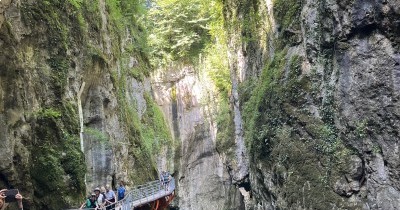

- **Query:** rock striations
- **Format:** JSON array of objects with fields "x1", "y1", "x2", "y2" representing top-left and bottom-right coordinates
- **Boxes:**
[
  {"x1": 1, "y1": 0, "x2": 400, "y2": 209},
  {"x1": 0, "y1": 0, "x2": 166, "y2": 209},
  {"x1": 222, "y1": 0, "x2": 400, "y2": 209}
]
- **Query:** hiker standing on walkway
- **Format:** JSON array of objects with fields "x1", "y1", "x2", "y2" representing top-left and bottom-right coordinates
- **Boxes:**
[
  {"x1": 159, "y1": 171, "x2": 165, "y2": 190},
  {"x1": 163, "y1": 171, "x2": 171, "y2": 191},
  {"x1": 117, "y1": 181, "x2": 126, "y2": 201},
  {"x1": 100, "y1": 186, "x2": 107, "y2": 208},
  {"x1": 105, "y1": 185, "x2": 116, "y2": 210},
  {"x1": 94, "y1": 187, "x2": 106, "y2": 208}
]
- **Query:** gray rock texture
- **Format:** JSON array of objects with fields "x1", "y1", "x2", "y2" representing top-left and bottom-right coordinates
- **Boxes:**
[
  {"x1": 152, "y1": 67, "x2": 244, "y2": 210},
  {"x1": 223, "y1": 0, "x2": 400, "y2": 209},
  {"x1": 0, "y1": 0, "x2": 158, "y2": 209}
]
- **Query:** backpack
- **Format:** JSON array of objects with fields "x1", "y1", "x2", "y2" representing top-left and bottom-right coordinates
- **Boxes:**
[
  {"x1": 163, "y1": 172, "x2": 170, "y2": 182},
  {"x1": 118, "y1": 186, "x2": 125, "y2": 200}
]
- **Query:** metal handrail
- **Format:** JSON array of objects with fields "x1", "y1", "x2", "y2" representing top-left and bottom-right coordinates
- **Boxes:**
[{"x1": 71, "y1": 178, "x2": 175, "y2": 210}]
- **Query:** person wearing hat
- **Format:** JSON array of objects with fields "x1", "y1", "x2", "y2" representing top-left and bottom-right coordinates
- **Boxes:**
[
  {"x1": 95, "y1": 187, "x2": 106, "y2": 208},
  {"x1": 79, "y1": 192, "x2": 98, "y2": 209},
  {"x1": 102, "y1": 185, "x2": 113, "y2": 208}
]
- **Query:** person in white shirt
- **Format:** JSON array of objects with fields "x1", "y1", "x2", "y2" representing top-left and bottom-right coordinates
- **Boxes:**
[
  {"x1": 105, "y1": 185, "x2": 116, "y2": 210},
  {"x1": 94, "y1": 187, "x2": 107, "y2": 208}
]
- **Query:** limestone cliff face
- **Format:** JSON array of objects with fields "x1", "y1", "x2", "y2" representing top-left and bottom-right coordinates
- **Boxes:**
[
  {"x1": 224, "y1": 0, "x2": 400, "y2": 209},
  {"x1": 152, "y1": 67, "x2": 244, "y2": 210},
  {"x1": 0, "y1": 0, "x2": 161, "y2": 209}
]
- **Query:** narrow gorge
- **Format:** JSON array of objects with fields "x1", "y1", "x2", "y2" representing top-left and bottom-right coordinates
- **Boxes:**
[{"x1": 0, "y1": 0, "x2": 399, "y2": 210}]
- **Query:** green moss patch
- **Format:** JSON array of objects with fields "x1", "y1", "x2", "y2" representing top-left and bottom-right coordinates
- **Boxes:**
[
  {"x1": 31, "y1": 103, "x2": 85, "y2": 209},
  {"x1": 273, "y1": 0, "x2": 302, "y2": 46},
  {"x1": 241, "y1": 48, "x2": 358, "y2": 208}
]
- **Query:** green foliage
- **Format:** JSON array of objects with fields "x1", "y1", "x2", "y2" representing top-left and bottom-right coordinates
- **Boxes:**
[
  {"x1": 81, "y1": 0, "x2": 101, "y2": 34},
  {"x1": 31, "y1": 102, "x2": 85, "y2": 209},
  {"x1": 62, "y1": 102, "x2": 80, "y2": 134},
  {"x1": 241, "y1": 49, "x2": 342, "y2": 162},
  {"x1": 143, "y1": 93, "x2": 173, "y2": 147},
  {"x1": 111, "y1": 65, "x2": 160, "y2": 183},
  {"x1": 189, "y1": 0, "x2": 233, "y2": 157},
  {"x1": 23, "y1": 1, "x2": 69, "y2": 50},
  {"x1": 241, "y1": 1, "x2": 262, "y2": 44},
  {"x1": 268, "y1": 124, "x2": 355, "y2": 209},
  {"x1": 355, "y1": 120, "x2": 368, "y2": 138},
  {"x1": 48, "y1": 56, "x2": 70, "y2": 96},
  {"x1": 68, "y1": 0, "x2": 83, "y2": 9},
  {"x1": 36, "y1": 108, "x2": 62, "y2": 119},
  {"x1": 91, "y1": 0, "x2": 162, "y2": 182},
  {"x1": 60, "y1": 135, "x2": 86, "y2": 191},
  {"x1": 372, "y1": 145, "x2": 382, "y2": 155},
  {"x1": 106, "y1": 0, "x2": 149, "y2": 55},
  {"x1": 202, "y1": 11, "x2": 230, "y2": 97},
  {"x1": 84, "y1": 127, "x2": 109, "y2": 143},
  {"x1": 223, "y1": 0, "x2": 268, "y2": 49},
  {"x1": 105, "y1": 0, "x2": 125, "y2": 30},
  {"x1": 31, "y1": 148, "x2": 66, "y2": 194},
  {"x1": 21, "y1": 1, "x2": 73, "y2": 98},
  {"x1": 215, "y1": 98, "x2": 235, "y2": 157},
  {"x1": 242, "y1": 50, "x2": 288, "y2": 159},
  {"x1": 120, "y1": 53, "x2": 150, "y2": 81},
  {"x1": 148, "y1": 0, "x2": 215, "y2": 66},
  {"x1": 239, "y1": 48, "x2": 356, "y2": 208},
  {"x1": 273, "y1": 0, "x2": 302, "y2": 31},
  {"x1": 20, "y1": 0, "x2": 157, "y2": 207},
  {"x1": 273, "y1": 0, "x2": 302, "y2": 46},
  {"x1": 238, "y1": 78, "x2": 257, "y2": 107}
]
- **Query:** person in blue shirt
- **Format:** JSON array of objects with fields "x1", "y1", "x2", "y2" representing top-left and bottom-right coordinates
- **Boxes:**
[{"x1": 117, "y1": 181, "x2": 126, "y2": 201}]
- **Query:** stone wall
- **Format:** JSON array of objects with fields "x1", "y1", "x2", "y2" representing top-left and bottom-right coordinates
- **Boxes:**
[
  {"x1": 152, "y1": 66, "x2": 244, "y2": 210},
  {"x1": 0, "y1": 1, "x2": 160, "y2": 209},
  {"x1": 223, "y1": 0, "x2": 400, "y2": 209}
]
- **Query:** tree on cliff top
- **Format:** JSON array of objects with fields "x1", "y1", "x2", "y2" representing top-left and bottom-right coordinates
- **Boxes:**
[{"x1": 147, "y1": 0, "x2": 215, "y2": 66}]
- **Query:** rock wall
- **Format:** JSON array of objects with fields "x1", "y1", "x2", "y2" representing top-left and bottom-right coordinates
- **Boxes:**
[
  {"x1": 152, "y1": 66, "x2": 244, "y2": 210},
  {"x1": 223, "y1": 0, "x2": 400, "y2": 209},
  {"x1": 0, "y1": 0, "x2": 163, "y2": 209}
]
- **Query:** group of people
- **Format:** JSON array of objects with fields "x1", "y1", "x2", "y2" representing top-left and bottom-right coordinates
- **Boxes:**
[
  {"x1": 1, "y1": 172, "x2": 172, "y2": 210},
  {"x1": 160, "y1": 171, "x2": 172, "y2": 191},
  {"x1": 79, "y1": 182, "x2": 126, "y2": 210},
  {"x1": 0, "y1": 189, "x2": 23, "y2": 210}
]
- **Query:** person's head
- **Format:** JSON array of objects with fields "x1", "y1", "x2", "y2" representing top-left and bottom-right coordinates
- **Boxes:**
[
  {"x1": 100, "y1": 186, "x2": 106, "y2": 193},
  {"x1": 106, "y1": 184, "x2": 110, "y2": 191},
  {"x1": 90, "y1": 193, "x2": 96, "y2": 200},
  {"x1": 94, "y1": 187, "x2": 100, "y2": 195}
]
